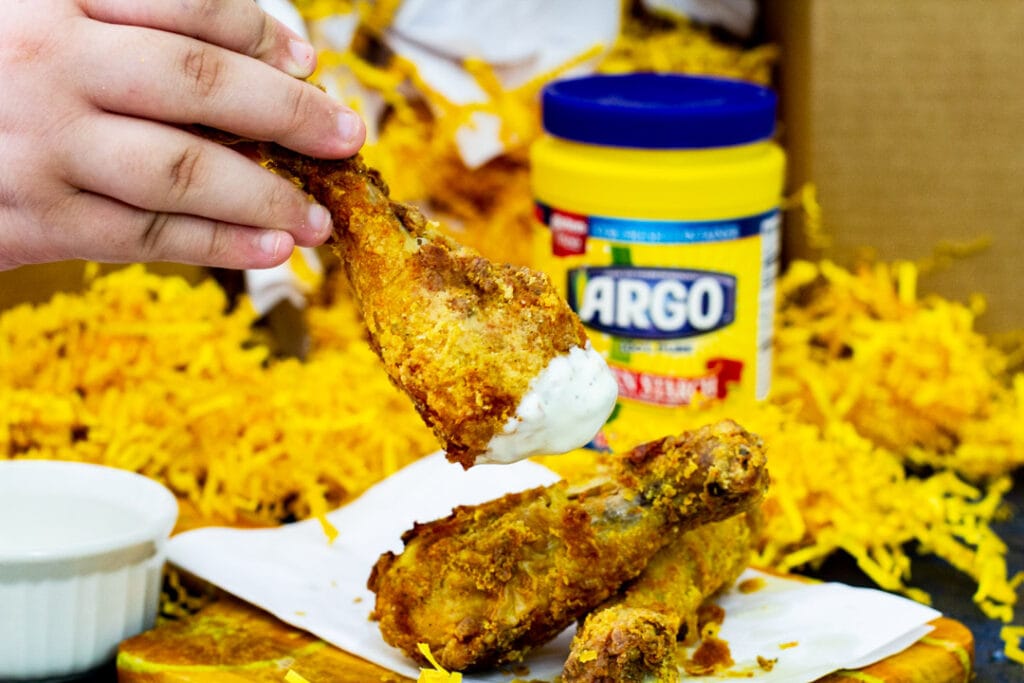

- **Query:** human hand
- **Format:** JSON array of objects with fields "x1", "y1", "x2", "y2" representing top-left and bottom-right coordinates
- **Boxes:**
[{"x1": 0, "y1": 0, "x2": 366, "y2": 271}]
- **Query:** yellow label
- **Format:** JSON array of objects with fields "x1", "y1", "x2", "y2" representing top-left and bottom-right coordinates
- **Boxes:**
[{"x1": 534, "y1": 203, "x2": 779, "y2": 409}]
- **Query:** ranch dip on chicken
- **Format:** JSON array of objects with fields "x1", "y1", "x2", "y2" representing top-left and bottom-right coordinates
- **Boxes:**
[
  {"x1": 257, "y1": 141, "x2": 618, "y2": 469},
  {"x1": 475, "y1": 342, "x2": 618, "y2": 465}
]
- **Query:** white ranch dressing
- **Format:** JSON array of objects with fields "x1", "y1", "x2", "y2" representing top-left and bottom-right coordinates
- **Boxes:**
[
  {"x1": 474, "y1": 342, "x2": 618, "y2": 465},
  {"x1": 0, "y1": 495, "x2": 140, "y2": 554}
]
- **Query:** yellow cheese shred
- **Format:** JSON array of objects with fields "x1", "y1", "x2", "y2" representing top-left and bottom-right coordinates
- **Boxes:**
[
  {"x1": 4, "y1": 0, "x2": 1024, "y2": 668},
  {"x1": 0, "y1": 266, "x2": 437, "y2": 527},
  {"x1": 543, "y1": 258, "x2": 1024, "y2": 636},
  {"x1": 1001, "y1": 626, "x2": 1024, "y2": 665},
  {"x1": 316, "y1": 514, "x2": 339, "y2": 545},
  {"x1": 416, "y1": 643, "x2": 462, "y2": 683}
]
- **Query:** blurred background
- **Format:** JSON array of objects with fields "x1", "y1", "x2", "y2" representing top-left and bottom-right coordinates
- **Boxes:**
[{"x1": 3, "y1": 0, "x2": 1023, "y2": 679}]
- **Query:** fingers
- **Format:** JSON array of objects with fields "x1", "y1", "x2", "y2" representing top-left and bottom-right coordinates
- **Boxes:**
[
  {"x1": 42, "y1": 189, "x2": 298, "y2": 269},
  {"x1": 76, "y1": 22, "x2": 364, "y2": 159},
  {"x1": 79, "y1": 0, "x2": 316, "y2": 77},
  {"x1": 61, "y1": 113, "x2": 334, "y2": 248}
]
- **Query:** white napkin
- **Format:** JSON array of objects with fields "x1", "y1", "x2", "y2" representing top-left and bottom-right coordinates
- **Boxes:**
[
  {"x1": 381, "y1": 0, "x2": 621, "y2": 167},
  {"x1": 256, "y1": 0, "x2": 310, "y2": 39},
  {"x1": 693, "y1": 569, "x2": 939, "y2": 681},
  {"x1": 242, "y1": 0, "x2": 325, "y2": 315},
  {"x1": 643, "y1": 0, "x2": 759, "y2": 39},
  {"x1": 242, "y1": 248, "x2": 323, "y2": 316},
  {"x1": 300, "y1": 0, "x2": 757, "y2": 167},
  {"x1": 167, "y1": 452, "x2": 941, "y2": 682}
]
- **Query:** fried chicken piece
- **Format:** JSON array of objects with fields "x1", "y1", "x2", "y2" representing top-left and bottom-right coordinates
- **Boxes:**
[
  {"x1": 367, "y1": 420, "x2": 768, "y2": 672},
  {"x1": 256, "y1": 146, "x2": 617, "y2": 468},
  {"x1": 561, "y1": 511, "x2": 760, "y2": 682}
]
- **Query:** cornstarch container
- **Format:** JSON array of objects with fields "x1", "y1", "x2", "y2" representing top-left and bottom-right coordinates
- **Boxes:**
[{"x1": 531, "y1": 73, "x2": 785, "y2": 411}]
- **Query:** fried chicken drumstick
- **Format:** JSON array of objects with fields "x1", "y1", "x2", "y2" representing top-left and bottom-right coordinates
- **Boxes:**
[
  {"x1": 252, "y1": 145, "x2": 618, "y2": 468},
  {"x1": 561, "y1": 511, "x2": 760, "y2": 682},
  {"x1": 367, "y1": 420, "x2": 768, "y2": 672}
]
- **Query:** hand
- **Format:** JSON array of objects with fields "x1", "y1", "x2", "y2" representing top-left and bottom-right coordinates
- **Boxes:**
[{"x1": 0, "y1": 0, "x2": 366, "y2": 271}]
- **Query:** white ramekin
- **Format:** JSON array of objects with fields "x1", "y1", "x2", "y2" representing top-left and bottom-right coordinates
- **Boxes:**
[{"x1": 0, "y1": 460, "x2": 178, "y2": 680}]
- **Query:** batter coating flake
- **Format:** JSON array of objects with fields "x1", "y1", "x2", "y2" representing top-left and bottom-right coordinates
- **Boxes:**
[
  {"x1": 561, "y1": 512, "x2": 759, "y2": 682},
  {"x1": 367, "y1": 420, "x2": 769, "y2": 672},
  {"x1": 255, "y1": 145, "x2": 616, "y2": 468}
]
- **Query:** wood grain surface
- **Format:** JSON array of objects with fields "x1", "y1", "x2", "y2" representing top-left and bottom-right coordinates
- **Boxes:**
[{"x1": 117, "y1": 595, "x2": 973, "y2": 683}]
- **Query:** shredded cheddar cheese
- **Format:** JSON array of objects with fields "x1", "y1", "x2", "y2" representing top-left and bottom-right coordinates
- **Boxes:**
[
  {"x1": 300, "y1": 5, "x2": 779, "y2": 267},
  {"x1": 0, "y1": 266, "x2": 437, "y2": 527},
  {"x1": 2, "y1": 0, "x2": 1023, "y2": 668},
  {"x1": 316, "y1": 514, "x2": 340, "y2": 545},
  {"x1": 416, "y1": 643, "x2": 462, "y2": 682},
  {"x1": 783, "y1": 183, "x2": 830, "y2": 250},
  {"x1": 541, "y1": 258, "x2": 1024, "y2": 649},
  {"x1": 1001, "y1": 626, "x2": 1024, "y2": 665}
]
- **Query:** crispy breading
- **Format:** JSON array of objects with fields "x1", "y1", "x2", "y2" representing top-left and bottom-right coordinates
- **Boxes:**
[
  {"x1": 561, "y1": 511, "x2": 759, "y2": 682},
  {"x1": 257, "y1": 146, "x2": 589, "y2": 468},
  {"x1": 366, "y1": 420, "x2": 769, "y2": 672}
]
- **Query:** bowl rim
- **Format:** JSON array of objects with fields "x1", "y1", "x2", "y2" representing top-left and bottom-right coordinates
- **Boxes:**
[{"x1": 0, "y1": 460, "x2": 178, "y2": 567}]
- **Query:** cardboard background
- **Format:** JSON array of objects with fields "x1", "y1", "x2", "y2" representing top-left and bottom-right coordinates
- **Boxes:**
[
  {"x1": 0, "y1": 262, "x2": 203, "y2": 312},
  {"x1": 2, "y1": 1, "x2": 1021, "y2": 332},
  {"x1": 764, "y1": 0, "x2": 1024, "y2": 332}
]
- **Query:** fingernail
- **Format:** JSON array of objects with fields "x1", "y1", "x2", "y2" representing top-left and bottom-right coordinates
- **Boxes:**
[
  {"x1": 259, "y1": 230, "x2": 283, "y2": 259},
  {"x1": 337, "y1": 110, "x2": 364, "y2": 147},
  {"x1": 287, "y1": 39, "x2": 315, "y2": 78},
  {"x1": 308, "y1": 203, "x2": 332, "y2": 237}
]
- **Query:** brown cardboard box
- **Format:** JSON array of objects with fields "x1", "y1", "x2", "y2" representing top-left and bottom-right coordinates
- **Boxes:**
[
  {"x1": 764, "y1": 0, "x2": 1024, "y2": 332},
  {"x1": 0, "y1": 262, "x2": 204, "y2": 311},
  {"x1": 3, "y1": 2, "x2": 1021, "y2": 332}
]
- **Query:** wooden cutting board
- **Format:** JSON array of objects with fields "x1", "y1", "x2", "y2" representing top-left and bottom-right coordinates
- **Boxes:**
[{"x1": 116, "y1": 595, "x2": 973, "y2": 683}]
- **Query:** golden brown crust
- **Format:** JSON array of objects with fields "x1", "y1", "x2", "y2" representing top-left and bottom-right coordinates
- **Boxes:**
[
  {"x1": 561, "y1": 512, "x2": 758, "y2": 682},
  {"x1": 562, "y1": 607, "x2": 680, "y2": 683},
  {"x1": 258, "y1": 148, "x2": 588, "y2": 467},
  {"x1": 367, "y1": 420, "x2": 769, "y2": 671}
]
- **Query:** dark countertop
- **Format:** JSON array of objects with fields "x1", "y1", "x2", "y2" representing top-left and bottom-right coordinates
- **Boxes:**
[{"x1": 807, "y1": 470, "x2": 1024, "y2": 683}]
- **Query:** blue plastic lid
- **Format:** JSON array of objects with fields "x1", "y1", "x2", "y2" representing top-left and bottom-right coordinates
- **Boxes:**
[{"x1": 541, "y1": 73, "x2": 777, "y2": 149}]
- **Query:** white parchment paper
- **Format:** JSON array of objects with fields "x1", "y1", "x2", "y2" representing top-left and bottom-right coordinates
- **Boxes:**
[{"x1": 167, "y1": 452, "x2": 940, "y2": 682}]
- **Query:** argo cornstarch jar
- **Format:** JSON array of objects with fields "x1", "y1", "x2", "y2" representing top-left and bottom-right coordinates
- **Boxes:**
[{"x1": 531, "y1": 73, "x2": 785, "y2": 412}]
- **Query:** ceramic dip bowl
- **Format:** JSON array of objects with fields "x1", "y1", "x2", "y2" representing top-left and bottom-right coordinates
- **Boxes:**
[{"x1": 0, "y1": 460, "x2": 178, "y2": 680}]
